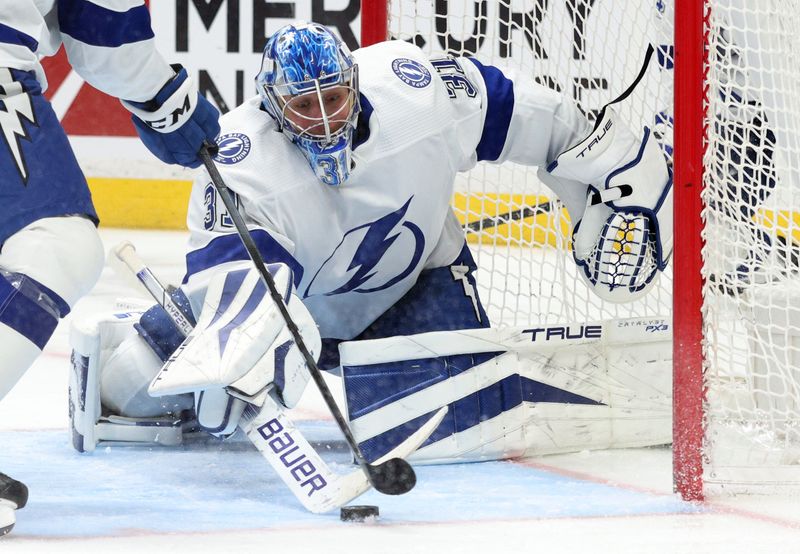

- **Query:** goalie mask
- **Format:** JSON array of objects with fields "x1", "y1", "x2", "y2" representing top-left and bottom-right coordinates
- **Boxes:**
[{"x1": 256, "y1": 22, "x2": 360, "y2": 186}]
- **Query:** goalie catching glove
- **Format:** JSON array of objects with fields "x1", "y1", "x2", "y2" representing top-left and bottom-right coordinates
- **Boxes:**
[
  {"x1": 546, "y1": 94, "x2": 673, "y2": 302},
  {"x1": 148, "y1": 264, "x2": 321, "y2": 419}
]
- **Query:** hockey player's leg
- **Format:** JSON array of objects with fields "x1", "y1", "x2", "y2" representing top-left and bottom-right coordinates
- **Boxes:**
[
  {"x1": 0, "y1": 472, "x2": 27, "y2": 537},
  {"x1": 0, "y1": 216, "x2": 104, "y2": 401},
  {"x1": 0, "y1": 67, "x2": 102, "y2": 536},
  {"x1": 0, "y1": 67, "x2": 102, "y2": 402}
]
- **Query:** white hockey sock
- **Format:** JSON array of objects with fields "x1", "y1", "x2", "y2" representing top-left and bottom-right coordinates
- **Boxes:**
[
  {"x1": 0, "y1": 274, "x2": 59, "y2": 402},
  {"x1": 0, "y1": 325, "x2": 41, "y2": 402}
]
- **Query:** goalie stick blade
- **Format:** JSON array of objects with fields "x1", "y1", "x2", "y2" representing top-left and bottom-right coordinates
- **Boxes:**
[{"x1": 365, "y1": 405, "x2": 447, "y2": 496}]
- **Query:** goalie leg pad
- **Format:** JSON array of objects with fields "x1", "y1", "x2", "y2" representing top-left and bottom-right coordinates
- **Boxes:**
[
  {"x1": 100, "y1": 333, "x2": 195, "y2": 418},
  {"x1": 340, "y1": 319, "x2": 672, "y2": 464},
  {"x1": 69, "y1": 310, "x2": 194, "y2": 452},
  {"x1": 342, "y1": 350, "x2": 517, "y2": 463}
]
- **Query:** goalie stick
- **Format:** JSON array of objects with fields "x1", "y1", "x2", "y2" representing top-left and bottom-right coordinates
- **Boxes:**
[
  {"x1": 197, "y1": 143, "x2": 418, "y2": 496},
  {"x1": 112, "y1": 241, "x2": 446, "y2": 513}
]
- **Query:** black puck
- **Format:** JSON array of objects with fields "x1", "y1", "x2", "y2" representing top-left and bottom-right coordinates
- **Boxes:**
[{"x1": 340, "y1": 505, "x2": 380, "y2": 522}]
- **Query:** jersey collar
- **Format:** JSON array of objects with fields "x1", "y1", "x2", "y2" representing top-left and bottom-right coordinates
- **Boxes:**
[{"x1": 352, "y1": 93, "x2": 374, "y2": 150}]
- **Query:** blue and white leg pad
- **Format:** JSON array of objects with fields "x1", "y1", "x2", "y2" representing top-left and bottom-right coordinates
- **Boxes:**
[
  {"x1": 340, "y1": 320, "x2": 673, "y2": 464},
  {"x1": 69, "y1": 303, "x2": 192, "y2": 452}
]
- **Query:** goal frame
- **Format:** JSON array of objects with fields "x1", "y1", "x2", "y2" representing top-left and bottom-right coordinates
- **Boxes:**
[
  {"x1": 672, "y1": 0, "x2": 706, "y2": 502},
  {"x1": 360, "y1": 0, "x2": 707, "y2": 501}
]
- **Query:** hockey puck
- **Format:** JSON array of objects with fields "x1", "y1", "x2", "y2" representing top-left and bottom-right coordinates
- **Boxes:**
[{"x1": 340, "y1": 505, "x2": 380, "y2": 522}]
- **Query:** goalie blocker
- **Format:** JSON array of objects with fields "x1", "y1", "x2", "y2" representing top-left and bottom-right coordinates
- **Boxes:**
[{"x1": 339, "y1": 316, "x2": 672, "y2": 464}]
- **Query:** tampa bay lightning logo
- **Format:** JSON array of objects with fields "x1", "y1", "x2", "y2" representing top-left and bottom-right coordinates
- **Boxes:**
[
  {"x1": 0, "y1": 68, "x2": 36, "y2": 184},
  {"x1": 391, "y1": 58, "x2": 432, "y2": 89},
  {"x1": 214, "y1": 133, "x2": 251, "y2": 164},
  {"x1": 303, "y1": 197, "x2": 425, "y2": 298}
]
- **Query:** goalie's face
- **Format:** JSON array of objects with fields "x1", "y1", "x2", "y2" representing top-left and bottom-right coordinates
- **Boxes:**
[{"x1": 281, "y1": 85, "x2": 356, "y2": 140}]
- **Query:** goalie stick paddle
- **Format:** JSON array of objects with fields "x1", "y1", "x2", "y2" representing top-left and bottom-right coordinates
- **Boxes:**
[
  {"x1": 198, "y1": 143, "x2": 417, "y2": 496},
  {"x1": 111, "y1": 242, "x2": 195, "y2": 335},
  {"x1": 112, "y1": 240, "x2": 446, "y2": 511}
]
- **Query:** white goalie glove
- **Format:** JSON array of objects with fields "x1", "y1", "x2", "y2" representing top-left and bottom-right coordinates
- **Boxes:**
[
  {"x1": 148, "y1": 264, "x2": 321, "y2": 426},
  {"x1": 546, "y1": 102, "x2": 673, "y2": 302}
]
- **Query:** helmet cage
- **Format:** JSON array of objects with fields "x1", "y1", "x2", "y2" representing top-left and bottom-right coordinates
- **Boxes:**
[{"x1": 261, "y1": 64, "x2": 360, "y2": 148}]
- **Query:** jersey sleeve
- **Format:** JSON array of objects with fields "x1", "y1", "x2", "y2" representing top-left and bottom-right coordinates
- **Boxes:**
[
  {"x1": 55, "y1": 0, "x2": 174, "y2": 101},
  {"x1": 439, "y1": 54, "x2": 593, "y2": 170},
  {"x1": 181, "y1": 168, "x2": 306, "y2": 316}
]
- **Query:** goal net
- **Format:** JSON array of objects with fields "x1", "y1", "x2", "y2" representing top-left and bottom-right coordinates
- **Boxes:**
[{"x1": 361, "y1": 0, "x2": 800, "y2": 498}]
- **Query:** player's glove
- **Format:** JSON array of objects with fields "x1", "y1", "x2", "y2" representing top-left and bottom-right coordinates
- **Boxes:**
[
  {"x1": 147, "y1": 264, "x2": 319, "y2": 435},
  {"x1": 122, "y1": 64, "x2": 220, "y2": 168},
  {"x1": 547, "y1": 105, "x2": 673, "y2": 302}
]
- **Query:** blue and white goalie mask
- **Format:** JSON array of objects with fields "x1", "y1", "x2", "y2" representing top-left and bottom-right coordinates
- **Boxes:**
[{"x1": 256, "y1": 22, "x2": 360, "y2": 186}]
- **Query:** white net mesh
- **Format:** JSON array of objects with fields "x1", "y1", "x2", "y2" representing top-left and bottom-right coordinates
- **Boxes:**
[
  {"x1": 386, "y1": 0, "x2": 672, "y2": 325},
  {"x1": 702, "y1": 0, "x2": 800, "y2": 491},
  {"x1": 382, "y1": 0, "x2": 800, "y2": 491}
]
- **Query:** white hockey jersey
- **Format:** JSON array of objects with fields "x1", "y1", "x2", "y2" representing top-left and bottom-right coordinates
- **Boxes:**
[
  {"x1": 0, "y1": 0, "x2": 172, "y2": 101},
  {"x1": 183, "y1": 40, "x2": 593, "y2": 341}
]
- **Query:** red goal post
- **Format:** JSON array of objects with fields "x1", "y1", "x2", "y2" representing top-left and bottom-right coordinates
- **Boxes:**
[{"x1": 672, "y1": 0, "x2": 705, "y2": 502}]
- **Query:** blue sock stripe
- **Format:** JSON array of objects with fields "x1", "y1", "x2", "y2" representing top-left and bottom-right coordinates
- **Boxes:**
[
  {"x1": 0, "y1": 277, "x2": 58, "y2": 349},
  {"x1": 25, "y1": 275, "x2": 71, "y2": 317}
]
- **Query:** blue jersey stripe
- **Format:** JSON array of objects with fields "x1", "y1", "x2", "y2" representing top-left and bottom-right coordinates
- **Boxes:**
[
  {"x1": 0, "y1": 22, "x2": 38, "y2": 52},
  {"x1": 466, "y1": 57, "x2": 515, "y2": 162},
  {"x1": 58, "y1": 0, "x2": 154, "y2": 47},
  {"x1": 183, "y1": 230, "x2": 304, "y2": 289}
]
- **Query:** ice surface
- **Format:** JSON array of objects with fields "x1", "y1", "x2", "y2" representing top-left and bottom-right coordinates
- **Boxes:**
[{"x1": 2, "y1": 229, "x2": 800, "y2": 553}]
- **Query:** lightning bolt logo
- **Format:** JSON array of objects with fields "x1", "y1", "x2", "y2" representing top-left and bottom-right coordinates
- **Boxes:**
[
  {"x1": 451, "y1": 264, "x2": 482, "y2": 323},
  {"x1": 303, "y1": 197, "x2": 426, "y2": 298},
  {"x1": 0, "y1": 68, "x2": 36, "y2": 184},
  {"x1": 332, "y1": 197, "x2": 424, "y2": 295}
]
